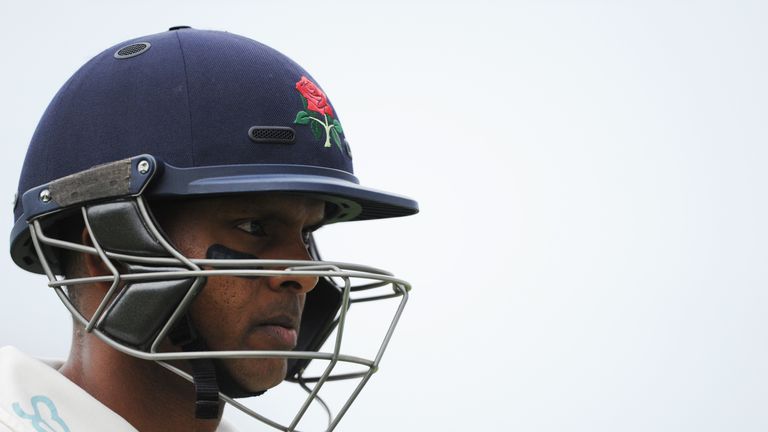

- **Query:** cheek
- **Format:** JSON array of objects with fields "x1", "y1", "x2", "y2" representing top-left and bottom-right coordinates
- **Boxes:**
[
  {"x1": 157, "y1": 210, "x2": 216, "y2": 260},
  {"x1": 190, "y1": 277, "x2": 256, "y2": 342},
  {"x1": 169, "y1": 233, "x2": 208, "y2": 259}
]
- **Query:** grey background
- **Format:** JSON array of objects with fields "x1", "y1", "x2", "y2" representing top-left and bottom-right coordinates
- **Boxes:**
[{"x1": 1, "y1": 1, "x2": 767, "y2": 431}]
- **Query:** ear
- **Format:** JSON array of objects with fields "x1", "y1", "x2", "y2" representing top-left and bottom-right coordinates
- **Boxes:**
[
  {"x1": 76, "y1": 226, "x2": 112, "y2": 320},
  {"x1": 80, "y1": 227, "x2": 112, "y2": 278}
]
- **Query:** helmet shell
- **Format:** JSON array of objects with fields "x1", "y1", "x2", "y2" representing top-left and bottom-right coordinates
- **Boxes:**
[{"x1": 11, "y1": 28, "x2": 417, "y2": 272}]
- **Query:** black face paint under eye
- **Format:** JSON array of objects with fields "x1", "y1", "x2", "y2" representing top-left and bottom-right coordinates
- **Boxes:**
[{"x1": 206, "y1": 244, "x2": 262, "y2": 280}]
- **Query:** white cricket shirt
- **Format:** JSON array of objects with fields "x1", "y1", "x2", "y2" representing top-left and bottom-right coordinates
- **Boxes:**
[{"x1": 0, "y1": 346, "x2": 239, "y2": 432}]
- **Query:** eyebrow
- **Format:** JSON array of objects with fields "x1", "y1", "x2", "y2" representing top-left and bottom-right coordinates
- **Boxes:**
[{"x1": 232, "y1": 206, "x2": 326, "y2": 227}]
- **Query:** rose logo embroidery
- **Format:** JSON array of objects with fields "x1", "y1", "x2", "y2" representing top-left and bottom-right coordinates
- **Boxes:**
[{"x1": 293, "y1": 76, "x2": 344, "y2": 151}]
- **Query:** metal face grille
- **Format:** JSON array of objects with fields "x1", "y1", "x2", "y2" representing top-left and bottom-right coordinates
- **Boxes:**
[
  {"x1": 114, "y1": 42, "x2": 151, "y2": 59},
  {"x1": 249, "y1": 126, "x2": 296, "y2": 144},
  {"x1": 28, "y1": 194, "x2": 411, "y2": 432}
]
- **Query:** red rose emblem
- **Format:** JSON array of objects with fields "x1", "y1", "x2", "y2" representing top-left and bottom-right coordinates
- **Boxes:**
[
  {"x1": 295, "y1": 76, "x2": 333, "y2": 117},
  {"x1": 293, "y1": 76, "x2": 345, "y2": 151}
]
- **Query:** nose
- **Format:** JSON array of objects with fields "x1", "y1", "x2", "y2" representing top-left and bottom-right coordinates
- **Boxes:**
[{"x1": 266, "y1": 236, "x2": 318, "y2": 294}]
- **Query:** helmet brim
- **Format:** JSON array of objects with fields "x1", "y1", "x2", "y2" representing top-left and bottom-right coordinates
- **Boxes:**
[
  {"x1": 10, "y1": 157, "x2": 418, "y2": 274},
  {"x1": 149, "y1": 162, "x2": 419, "y2": 222}
]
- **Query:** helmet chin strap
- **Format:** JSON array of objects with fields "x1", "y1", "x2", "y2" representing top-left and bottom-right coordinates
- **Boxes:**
[
  {"x1": 166, "y1": 242, "x2": 272, "y2": 420},
  {"x1": 168, "y1": 315, "x2": 220, "y2": 419},
  {"x1": 169, "y1": 314, "x2": 266, "y2": 420}
]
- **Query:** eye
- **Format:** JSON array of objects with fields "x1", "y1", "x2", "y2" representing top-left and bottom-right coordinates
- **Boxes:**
[{"x1": 236, "y1": 220, "x2": 267, "y2": 237}]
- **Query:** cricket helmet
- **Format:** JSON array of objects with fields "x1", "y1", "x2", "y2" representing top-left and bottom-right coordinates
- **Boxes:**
[{"x1": 10, "y1": 27, "x2": 417, "y2": 431}]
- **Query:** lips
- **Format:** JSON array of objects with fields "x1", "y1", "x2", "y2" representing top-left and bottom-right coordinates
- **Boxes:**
[
  {"x1": 250, "y1": 314, "x2": 299, "y2": 350},
  {"x1": 253, "y1": 325, "x2": 298, "y2": 349}
]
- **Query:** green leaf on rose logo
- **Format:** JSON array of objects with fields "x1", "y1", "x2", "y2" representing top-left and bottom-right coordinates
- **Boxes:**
[
  {"x1": 294, "y1": 111, "x2": 311, "y2": 125},
  {"x1": 333, "y1": 119, "x2": 343, "y2": 134},
  {"x1": 310, "y1": 121, "x2": 323, "y2": 140},
  {"x1": 330, "y1": 128, "x2": 342, "y2": 150}
]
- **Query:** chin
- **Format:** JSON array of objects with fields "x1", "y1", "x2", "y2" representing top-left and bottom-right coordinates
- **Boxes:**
[{"x1": 227, "y1": 357, "x2": 288, "y2": 392}]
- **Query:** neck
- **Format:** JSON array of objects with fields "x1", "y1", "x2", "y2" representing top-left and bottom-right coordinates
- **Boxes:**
[{"x1": 59, "y1": 326, "x2": 222, "y2": 432}]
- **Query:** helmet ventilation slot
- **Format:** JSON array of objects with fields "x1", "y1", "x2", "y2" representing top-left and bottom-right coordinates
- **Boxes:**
[
  {"x1": 114, "y1": 42, "x2": 151, "y2": 59},
  {"x1": 248, "y1": 126, "x2": 296, "y2": 144}
]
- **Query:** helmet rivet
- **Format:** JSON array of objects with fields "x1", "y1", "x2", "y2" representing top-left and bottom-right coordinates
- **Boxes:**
[
  {"x1": 138, "y1": 160, "x2": 150, "y2": 174},
  {"x1": 39, "y1": 189, "x2": 51, "y2": 203}
]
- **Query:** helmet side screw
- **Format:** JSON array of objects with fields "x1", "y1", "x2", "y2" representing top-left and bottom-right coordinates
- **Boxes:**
[
  {"x1": 39, "y1": 189, "x2": 51, "y2": 203},
  {"x1": 138, "y1": 160, "x2": 150, "y2": 174}
]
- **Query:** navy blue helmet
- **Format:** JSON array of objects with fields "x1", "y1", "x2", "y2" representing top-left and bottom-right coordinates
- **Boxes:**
[
  {"x1": 12, "y1": 27, "x2": 417, "y2": 270},
  {"x1": 10, "y1": 27, "x2": 417, "y2": 430}
]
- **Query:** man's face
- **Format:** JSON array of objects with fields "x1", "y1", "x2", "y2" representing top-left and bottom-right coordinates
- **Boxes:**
[{"x1": 154, "y1": 193, "x2": 325, "y2": 391}]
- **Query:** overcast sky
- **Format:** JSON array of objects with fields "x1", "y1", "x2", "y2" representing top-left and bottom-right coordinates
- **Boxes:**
[{"x1": 1, "y1": 1, "x2": 768, "y2": 431}]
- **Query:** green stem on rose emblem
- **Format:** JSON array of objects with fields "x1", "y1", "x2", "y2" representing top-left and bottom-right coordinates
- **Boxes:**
[
  {"x1": 293, "y1": 76, "x2": 345, "y2": 152},
  {"x1": 309, "y1": 114, "x2": 333, "y2": 148}
]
